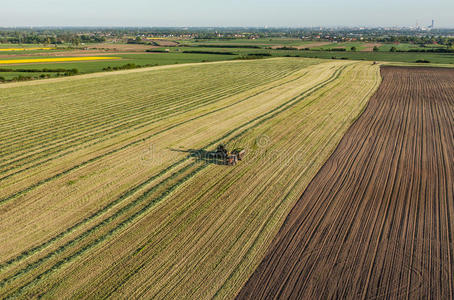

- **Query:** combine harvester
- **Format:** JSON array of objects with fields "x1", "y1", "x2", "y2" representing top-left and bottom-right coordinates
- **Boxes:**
[{"x1": 215, "y1": 144, "x2": 246, "y2": 166}]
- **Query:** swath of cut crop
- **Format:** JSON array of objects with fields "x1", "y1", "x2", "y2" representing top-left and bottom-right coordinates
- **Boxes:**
[{"x1": 237, "y1": 66, "x2": 454, "y2": 299}]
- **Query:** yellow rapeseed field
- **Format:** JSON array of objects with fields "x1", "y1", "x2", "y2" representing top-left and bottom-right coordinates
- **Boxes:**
[
  {"x1": 0, "y1": 47, "x2": 55, "y2": 51},
  {"x1": 0, "y1": 56, "x2": 121, "y2": 64}
]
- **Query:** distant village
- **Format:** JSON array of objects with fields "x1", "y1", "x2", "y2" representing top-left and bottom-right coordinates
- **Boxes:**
[{"x1": 0, "y1": 26, "x2": 453, "y2": 46}]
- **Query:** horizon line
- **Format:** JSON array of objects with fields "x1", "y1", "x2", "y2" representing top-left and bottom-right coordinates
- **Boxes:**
[{"x1": 1, "y1": 25, "x2": 453, "y2": 29}]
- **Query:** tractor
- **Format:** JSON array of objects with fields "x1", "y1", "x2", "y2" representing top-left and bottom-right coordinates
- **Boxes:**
[{"x1": 215, "y1": 144, "x2": 246, "y2": 166}]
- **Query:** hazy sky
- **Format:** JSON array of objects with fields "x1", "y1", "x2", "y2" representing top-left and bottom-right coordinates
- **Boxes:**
[{"x1": 1, "y1": 0, "x2": 453, "y2": 28}]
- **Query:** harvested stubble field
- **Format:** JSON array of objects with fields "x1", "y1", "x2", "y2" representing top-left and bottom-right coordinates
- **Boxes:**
[
  {"x1": 0, "y1": 58, "x2": 381, "y2": 298},
  {"x1": 238, "y1": 66, "x2": 454, "y2": 299}
]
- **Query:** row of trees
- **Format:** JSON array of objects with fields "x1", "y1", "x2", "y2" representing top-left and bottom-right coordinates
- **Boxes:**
[
  {"x1": 0, "y1": 30, "x2": 106, "y2": 45},
  {"x1": 374, "y1": 35, "x2": 454, "y2": 47}
]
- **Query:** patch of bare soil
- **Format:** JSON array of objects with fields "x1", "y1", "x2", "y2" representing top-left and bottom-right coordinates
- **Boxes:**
[{"x1": 88, "y1": 43, "x2": 157, "y2": 51}]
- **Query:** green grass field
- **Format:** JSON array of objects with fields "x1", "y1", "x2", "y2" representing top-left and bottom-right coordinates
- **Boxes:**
[
  {"x1": 309, "y1": 42, "x2": 367, "y2": 50},
  {"x1": 292, "y1": 50, "x2": 454, "y2": 64},
  {"x1": 378, "y1": 42, "x2": 446, "y2": 51}
]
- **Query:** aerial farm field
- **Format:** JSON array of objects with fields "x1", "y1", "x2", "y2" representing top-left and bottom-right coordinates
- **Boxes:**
[
  {"x1": 0, "y1": 58, "x2": 381, "y2": 298},
  {"x1": 238, "y1": 66, "x2": 454, "y2": 299}
]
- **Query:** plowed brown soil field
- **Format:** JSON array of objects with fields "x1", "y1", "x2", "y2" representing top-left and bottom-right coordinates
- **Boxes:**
[{"x1": 237, "y1": 66, "x2": 454, "y2": 299}]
